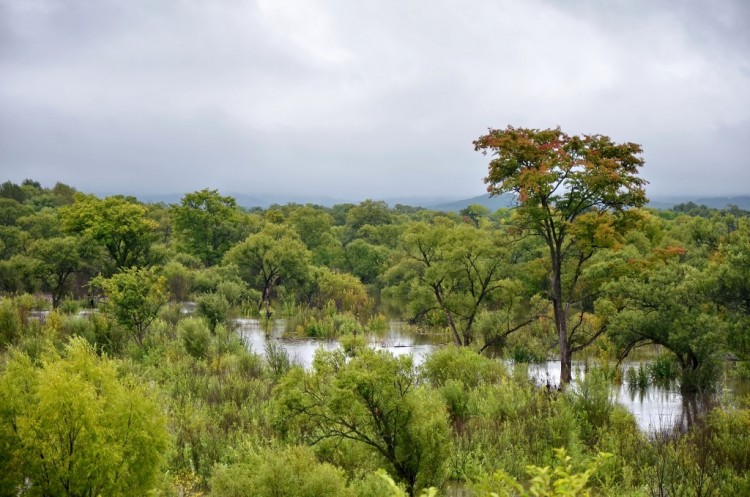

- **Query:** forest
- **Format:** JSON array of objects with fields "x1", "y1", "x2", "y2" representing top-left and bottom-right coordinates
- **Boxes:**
[{"x1": 1, "y1": 128, "x2": 749, "y2": 496}]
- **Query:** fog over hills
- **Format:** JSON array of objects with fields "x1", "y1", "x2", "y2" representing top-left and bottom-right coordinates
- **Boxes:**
[{"x1": 131, "y1": 190, "x2": 750, "y2": 212}]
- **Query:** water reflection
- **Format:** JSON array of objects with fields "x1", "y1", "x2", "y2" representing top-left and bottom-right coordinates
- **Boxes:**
[{"x1": 236, "y1": 318, "x2": 444, "y2": 367}]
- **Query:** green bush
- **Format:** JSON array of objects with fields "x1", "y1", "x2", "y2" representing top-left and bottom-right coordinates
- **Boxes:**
[
  {"x1": 568, "y1": 369, "x2": 615, "y2": 447},
  {"x1": 179, "y1": 317, "x2": 211, "y2": 359},
  {"x1": 649, "y1": 354, "x2": 679, "y2": 383},
  {"x1": 472, "y1": 448, "x2": 610, "y2": 497},
  {"x1": 421, "y1": 346, "x2": 505, "y2": 389},
  {"x1": 210, "y1": 446, "x2": 352, "y2": 497},
  {"x1": 196, "y1": 292, "x2": 230, "y2": 332},
  {"x1": 0, "y1": 298, "x2": 22, "y2": 347}
]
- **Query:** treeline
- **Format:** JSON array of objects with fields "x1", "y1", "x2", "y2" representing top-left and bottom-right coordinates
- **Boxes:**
[{"x1": 1, "y1": 177, "x2": 750, "y2": 496}]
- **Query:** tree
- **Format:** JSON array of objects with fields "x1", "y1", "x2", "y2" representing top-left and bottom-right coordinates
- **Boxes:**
[
  {"x1": 474, "y1": 126, "x2": 647, "y2": 384},
  {"x1": 29, "y1": 236, "x2": 89, "y2": 308},
  {"x1": 459, "y1": 204, "x2": 491, "y2": 227},
  {"x1": 343, "y1": 239, "x2": 390, "y2": 284},
  {"x1": 93, "y1": 267, "x2": 168, "y2": 347},
  {"x1": 313, "y1": 267, "x2": 370, "y2": 314},
  {"x1": 275, "y1": 349, "x2": 450, "y2": 496},
  {"x1": 224, "y1": 224, "x2": 311, "y2": 313},
  {"x1": 60, "y1": 193, "x2": 159, "y2": 270},
  {"x1": 386, "y1": 221, "x2": 532, "y2": 348},
  {"x1": 173, "y1": 189, "x2": 255, "y2": 266},
  {"x1": 605, "y1": 248, "x2": 724, "y2": 392},
  {"x1": 0, "y1": 338, "x2": 169, "y2": 496},
  {"x1": 705, "y1": 218, "x2": 750, "y2": 363}
]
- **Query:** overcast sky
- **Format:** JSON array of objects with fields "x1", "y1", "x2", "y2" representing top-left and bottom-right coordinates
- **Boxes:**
[{"x1": 1, "y1": 0, "x2": 748, "y2": 201}]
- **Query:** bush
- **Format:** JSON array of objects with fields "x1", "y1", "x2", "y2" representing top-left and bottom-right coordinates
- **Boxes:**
[
  {"x1": 649, "y1": 354, "x2": 679, "y2": 384},
  {"x1": 0, "y1": 298, "x2": 22, "y2": 347},
  {"x1": 210, "y1": 446, "x2": 353, "y2": 497},
  {"x1": 472, "y1": 448, "x2": 610, "y2": 497},
  {"x1": 196, "y1": 292, "x2": 230, "y2": 332},
  {"x1": 568, "y1": 368, "x2": 615, "y2": 447},
  {"x1": 421, "y1": 346, "x2": 505, "y2": 389},
  {"x1": 0, "y1": 338, "x2": 169, "y2": 496},
  {"x1": 179, "y1": 317, "x2": 211, "y2": 359}
]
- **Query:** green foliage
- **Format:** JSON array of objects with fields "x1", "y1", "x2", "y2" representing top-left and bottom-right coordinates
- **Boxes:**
[
  {"x1": 0, "y1": 337, "x2": 169, "y2": 496},
  {"x1": 179, "y1": 317, "x2": 212, "y2": 359},
  {"x1": 60, "y1": 193, "x2": 160, "y2": 269},
  {"x1": 211, "y1": 445, "x2": 352, "y2": 497},
  {"x1": 472, "y1": 448, "x2": 610, "y2": 497},
  {"x1": 385, "y1": 221, "x2": 527, "y2": 347},
  {"x1": 173, "y1": 189, "x2": 256, "y2": 266},
  {"x1": 93, "y1": 266, "x2": 168, "y2": 347},
  {"x1": 649, "y1": 354, "x2": 679, "y2": 383},
  {"x1": 161, "y1": 260, "x2": 195, "y2": 301},
  {"x1": 274, "y1": 349, "x2": 450, "y2": 495},
  {"x1": 567, "y1": 369, "x2": 615, "y2": 447},
  {"x1": 475, "y1": 126, "x2": 647, "y2": 384},
  {"x1": 421, "y1": 346, "x2": 505, "y2": 389},
  {"x1": 313, "y1": 267, "x2": 371, "y2": 314},
  {"x1": 196, "y1": 292, "x2": 231, "y2": 332},
  {"x1": 343, "y1": 238, "x2": 390, "y2": 284},
  {"x1": 225, "y1": 224, "x2": 311, "y2": 312},
  {"x1": 29, "y1": 236, "x2": 89, "y2": 307},
  {"x1": 605, "y1": 255, "x2": 724, "y2": 392},
  {"x1": 264, "y1": 340, "x2": 292, "y2": 380},
  {"x1": 0, "y1": 298, "x2": 23, "y2": 348}
]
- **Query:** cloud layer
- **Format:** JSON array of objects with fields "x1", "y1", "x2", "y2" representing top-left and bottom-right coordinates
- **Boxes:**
[{"x1": 1, "y1": 0, "x2": 748, "y2": 199}]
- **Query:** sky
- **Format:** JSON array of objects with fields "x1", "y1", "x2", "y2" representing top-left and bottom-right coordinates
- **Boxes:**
[{"x1": 1, "y1": 0, "x2": 749, "y2": 202}]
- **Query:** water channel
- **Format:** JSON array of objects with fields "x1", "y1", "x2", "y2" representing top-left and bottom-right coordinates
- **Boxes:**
[{"x1": 236, "y1": 318, "x2": 732, "y2": 433}]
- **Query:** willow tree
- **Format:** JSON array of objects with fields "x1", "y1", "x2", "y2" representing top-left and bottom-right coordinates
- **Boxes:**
[{"x1": 474, "y1": 126, "x2": 647, "y2": 384}]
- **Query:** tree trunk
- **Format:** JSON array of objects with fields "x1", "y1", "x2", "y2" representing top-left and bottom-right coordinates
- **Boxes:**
[{"x1": 551, "y1": 256, "x2": 572, "y2": 386}]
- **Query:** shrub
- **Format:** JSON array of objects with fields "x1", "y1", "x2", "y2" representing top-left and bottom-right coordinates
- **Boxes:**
[
  {"x1": 210, "y1": 446, "x2": 353, "y2": 497},
  {"x1": 179, "y1": 317, "x2": 211, "y2": 359},
  {"x1": 196, "y1": 292, "x2": 230, "y2": 332}
]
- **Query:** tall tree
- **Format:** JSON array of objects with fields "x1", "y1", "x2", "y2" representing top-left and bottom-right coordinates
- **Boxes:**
[{"x1": 474, "y1": 126, "x2": 647, "y2": 384}]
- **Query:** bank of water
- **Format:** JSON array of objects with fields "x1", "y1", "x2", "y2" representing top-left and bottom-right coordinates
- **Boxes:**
[{"x1": 236, "y1": 318, "x2": 729, "y2": 432}]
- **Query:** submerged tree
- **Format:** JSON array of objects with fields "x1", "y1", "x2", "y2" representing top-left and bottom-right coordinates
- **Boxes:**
[
  {"x1": 386, "y1": 221, "x2": 533, "y2": 348},
  {"x1": 225, "y1": 224, "x2": 311, "y2": 314},
  {"x1": 474, "y1": 126, "x2": 647, "y2": 384}
]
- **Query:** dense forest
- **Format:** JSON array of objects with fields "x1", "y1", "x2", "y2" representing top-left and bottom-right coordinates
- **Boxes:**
[{"x1": 1, "y1": 130, "x2": 749, "y2": 496}]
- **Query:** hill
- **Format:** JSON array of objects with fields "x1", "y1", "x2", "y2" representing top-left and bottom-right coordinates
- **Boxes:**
[{"x1": 428, "y1": 193, "x2": 515, "y2": 212}]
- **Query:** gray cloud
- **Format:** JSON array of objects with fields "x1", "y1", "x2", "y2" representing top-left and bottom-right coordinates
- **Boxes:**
[{"x1": 1, "y1": 0, "x2": 748, "y2": 200}]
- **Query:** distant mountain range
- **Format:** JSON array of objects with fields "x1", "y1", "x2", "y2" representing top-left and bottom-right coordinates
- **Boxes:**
[
  {"x1": 134, "y1": 192, "x2": 462, "y2": 210},
  {"x1": 133, "y1": 191, "x2": 750, "y2": 212},
  {"x1": 645, "y1": 196, "x2": 750, "y2": 210},
  {"x1": 428, "y1": 194, "x2": 750, "y2": 212}
]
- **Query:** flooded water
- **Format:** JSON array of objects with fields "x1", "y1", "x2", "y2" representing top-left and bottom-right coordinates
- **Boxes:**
[
  {"x1": 236, "y1": 318, "x2": 732, "y2": 432},
  {"x1": 524, "y1": 360, "x2": 686, "y2": 432},
  {"x1": 237, "y1": 318, "x2": 443, "y2": 367}
]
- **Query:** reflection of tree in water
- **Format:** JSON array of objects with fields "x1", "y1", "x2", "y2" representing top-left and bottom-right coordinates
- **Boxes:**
[{"x1": 677, "y1": 393, "x2": 717, "y2": 432}]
